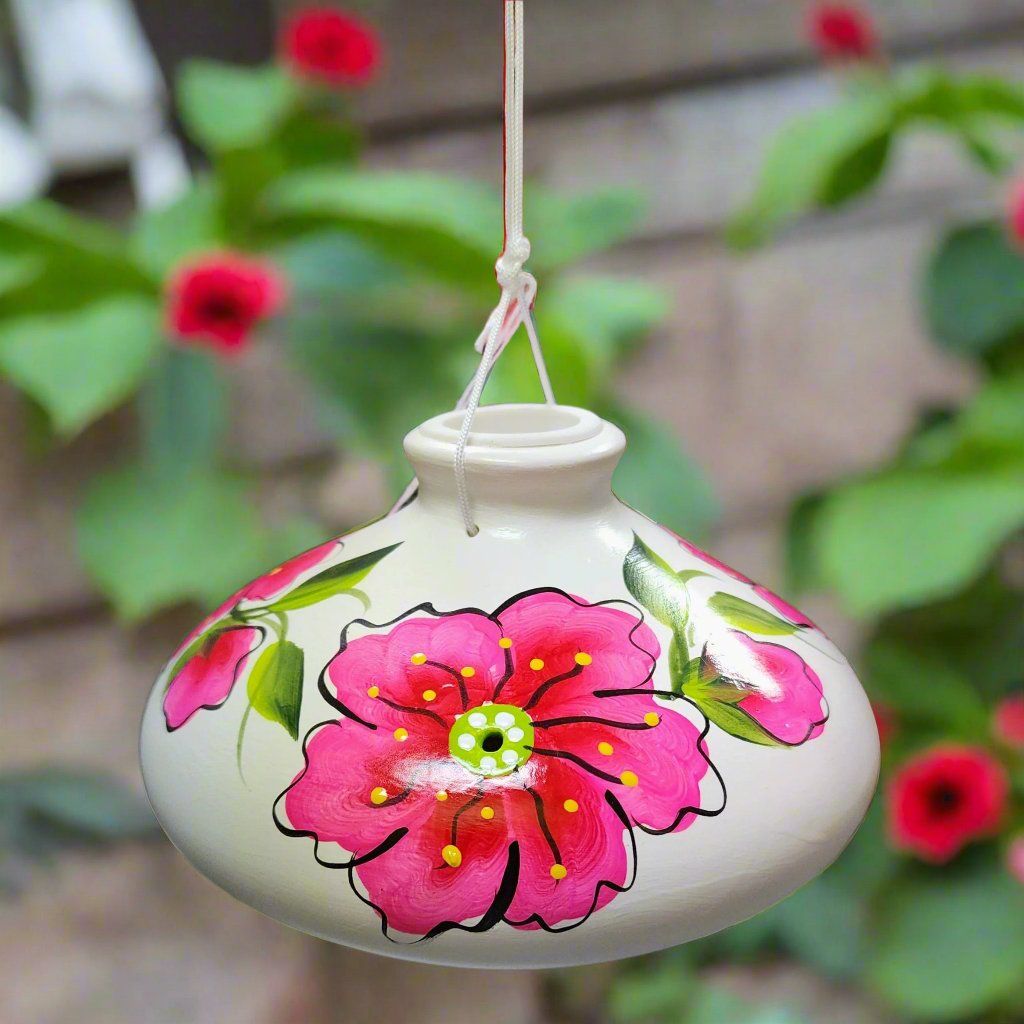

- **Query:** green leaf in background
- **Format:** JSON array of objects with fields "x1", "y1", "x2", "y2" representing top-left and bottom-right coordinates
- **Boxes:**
[
  {"x1": 130, "y1": 181, "x2": 225, "y2": 278},
  {"x1": 268, "y1": 169, "x2": 500, "y2": 287},
  {"x1": 707, "y1": 592, "x2": 799, "y2": 636},
  {"x1": 783, "y1": 490, "x2": 828, "y2": 595},
  {"x1": 0, "y1": 200, "x2": 156, "y2": 313},
  {"x1": 867, "y1": 864, "x2": 1024, "y2": 1020},
  {"x1": 610, "y1": 405, "x2": 719, "y2": 539},
  {"x1": 274, "y1": 230, "x2": 407, "y2": 297},
  {"x1": 266, "y1": 543, "x2": 401, "y2": 613},
  {"x1": 862, "y1": 640, "x2": 988, "y2": 734},
  {"x1": 773, "y1": 875, "x2": 869, "y2": 981},
  {"x1": 623, "y1": 532, "x2": 691, "y2": 629},
  {"x1": 75, "y1": 466, "x2": 273, "y2": 621},
  {"x1": 1, "y1": 770, "x2": 156, "y2": 843},
  {"x1": 246, "y1": 640, "x2": 304, "y2": 739},
  {"x1": 0, "y1": 297, "x2": 162, "y2": 436},
  {"x1": 924, "y1": 222, "x2": 1024, "y2": 357},
  {"x1": 728, "y1": 88, "x2": 895, "y2": 248},
  {"x1": 177, "y1": 60, "x2": 298, "y2": 152},
  {"x1": 530, "y1": 188, "x2": 646, "y2": 270},
  {"x1": 139, "y1": 347, "x2": 229, "y2": 478},
  {"x1": 0, "y1": 252, "x2": 43, "y2": 296},
  {"x1": 815, "y1": 471, "x2": 1024, "y2": 616}
]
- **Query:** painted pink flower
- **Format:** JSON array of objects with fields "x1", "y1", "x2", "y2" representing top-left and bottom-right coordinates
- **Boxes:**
[
  {"x1": 276, "y1": 590, "x2": 721, "y2": 938},
  {"x1": 701, "y1": 631, "x2": 828, "y2": 746},
  {"x1": 672, "y1": 532, "x2": 816, "y2": 629},
  {"x1": 242, "y1": 539, "x2": 340, "y2": 603},
  {"x1": 163, "y1": 625, "x2": 262, "y2": 730}
]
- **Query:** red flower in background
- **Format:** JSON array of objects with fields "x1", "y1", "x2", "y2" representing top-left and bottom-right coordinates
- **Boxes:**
[
  {"x1": 1008, "y1": 180, "x2": 1024, "y2": 248},
  {"x1": 993, "y1": 693, "x2": 1024, "y2": 749},
  {"x1": 280, "y1": 7, "x2": 380, "y2": 87},
  {"x1": 871, "y1": 701, "x2": 897, "y2": 749},
  {"x1": 807, "y1": 4, "x2": 878, "y2": 61},
  {"x1": 167, "y1": 253, "x2": 287, "y2": 355},
  {"x1": 887, "y1": 745, "x2": 1009, "y2": 863},
  {"x1": 1009, "y1": 835, "x2": 1024, "y2": 887}
]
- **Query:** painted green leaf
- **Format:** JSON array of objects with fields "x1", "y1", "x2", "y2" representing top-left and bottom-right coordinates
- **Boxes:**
[
  {"x1": 177, "y1": 60, "x2": 298, "y2": 152},
  {"x1": 0, "y1": 297, "x2": 162, "y2": 435},
  {"x1": 692, "y1": 698, "x2": 782, "y2": 747},
  {"x1": 867, "y1": 864, "x2": 1024, "y2": 1020},
  {"x1": 623, "y1": 533, "x2": 690, "y2": 629},
  {"x1": 707, "y1": 592, "x2": 799, "y2": 636},
  {"x1": 247, "y1": 640, "x2": 305, "y2": 740},
  {"x1": 266, "y1": 542, "x2": 402, "y2": 613}
]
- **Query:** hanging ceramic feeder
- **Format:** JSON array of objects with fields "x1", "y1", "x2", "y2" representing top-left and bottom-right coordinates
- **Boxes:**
[{"x1": 141, "y1": 2, "x2": 879, "y2": 969}]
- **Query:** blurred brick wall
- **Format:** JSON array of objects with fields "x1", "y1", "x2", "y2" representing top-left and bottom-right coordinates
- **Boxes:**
[{"x1": 3, "y1": 1, "x2": 1022, "y2": 1021}]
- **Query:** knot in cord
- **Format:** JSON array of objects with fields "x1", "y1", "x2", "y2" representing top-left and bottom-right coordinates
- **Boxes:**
[{"x1": 495, "y1": 237, "x2": 532, "y2": 290}]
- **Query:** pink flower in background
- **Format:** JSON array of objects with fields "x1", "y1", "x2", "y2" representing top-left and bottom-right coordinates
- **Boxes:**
[
  {"x1": 872, "y1": 701, "x2": 898, "y2": 749},
  {"x1": 281, "y1": 8, "x2": 380, "y2": 87},
  {"x1": 1007, "y1": 179, "x2": 1024, "y2": 247},
  {"x1": 163, "y1": 626, "x2": 262, "y2": 730},
  {"x1": 887, "y1": 745, "x2": 1009, "y2": 863},
  {"x1": 1009, "y1": 835, "x2": 1024, "y2": 887},
  {"x1": 242, "y1": 539, "x2": 340, "y2": 603},
  {"x1": 278, "y1": 590, "x2": 718, "y2": 937},
  {"x1": 807, "y1": 4, "x2": 878, "y2": 61},
  {"x1": 993, "y1": 693, "x2": 1024, "y2": 750},
  {"x1": 167, "y1": 253, "x2": 287, "y2": 354},
  {"x1": 703, "y1": 630, "x2": 828, "y2": 745}
]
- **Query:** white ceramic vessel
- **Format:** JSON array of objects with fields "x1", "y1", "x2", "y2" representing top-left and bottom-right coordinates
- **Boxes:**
[{"x1": 140, "y1": 404, "x2": 880, "y2": 969}]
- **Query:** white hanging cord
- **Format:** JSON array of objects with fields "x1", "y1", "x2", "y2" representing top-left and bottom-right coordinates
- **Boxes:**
[
  {"x1": 453, "y1": 0, "x2": 554, "y2": 535},
  {"x1": 389, "y1": 0, "x2": 555, "y2": 528}
]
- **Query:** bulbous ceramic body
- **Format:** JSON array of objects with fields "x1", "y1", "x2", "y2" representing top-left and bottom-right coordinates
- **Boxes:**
[{"x1": 141, "y1": 404, "x2": 879, "y2": 969}]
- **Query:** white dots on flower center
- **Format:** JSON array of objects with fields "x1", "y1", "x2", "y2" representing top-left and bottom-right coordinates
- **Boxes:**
[
  {"x1": 468, "y1": 712, "x2": 488, "y2": 729},
  {"x1": 457, "y1": 733, "x2": 475, "y2": 751},
  {"x1": 501, "y1": 750, "x2": 518, "y2": 765},
  {"x1": 506, "y1": 726, "x2": 525, "y2": 743},
  {"x1": 480, "y1": 755, "x2": 498, "y2": 771},
  {"x1": 494, "y1": 711, "x2": 515, "y2": 729}
]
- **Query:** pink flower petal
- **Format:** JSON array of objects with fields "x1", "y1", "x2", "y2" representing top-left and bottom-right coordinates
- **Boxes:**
[
  {"x1": 163, "y1": 626, "x2": 261, "y2": 730},
  {"x1": 243, "y1": 539, "x2": 339, "y2": 603}
]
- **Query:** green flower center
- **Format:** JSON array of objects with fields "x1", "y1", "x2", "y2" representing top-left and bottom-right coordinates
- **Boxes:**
[{"x1": 449, "y1": 703, "x2": 534, "y2": 778}]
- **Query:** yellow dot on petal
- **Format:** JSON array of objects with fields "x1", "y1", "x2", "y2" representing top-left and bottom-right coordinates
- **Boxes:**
[
  {"x1": 410, "y1": 653, "x2": 427, "y2": 665},
  {"x1": 620, "y1": 770, "x2": 639, "y2": 788},
  {"x1": 269, "y1": 566, "x2": 283, "y2": 576},
  {"x1": 435, "y1": 791, "x2": 448, "y2": 802},
  {"x1": 480, "y1": 806, "x2": 495, "y2": 820},
  {"x1": 563, "y1": 799, "x2": 579, "y2": 814},
  {"x1": 442, "y1": 844, "x2": 463, "y2": 868},
  {"x1": 366, "y1": 686, "x2": 380, "y2": 699},
  {"x1": 550, "y1": 863, "x2": 568, "y2": 880},
  {"x1": 598, "y1": 741, "x2": 614, "y2": 756},
  {"x1": 644, "y1": 712, "x2": 660, "y2": 727},
  {"x1": 461, "y1": 666, "x2": 476, "y2": 678},
  {"x1": 393, "y1": 728, "x2": 409, "y2": 742},
  {"x1": 530, "y1": 658, "x2": 545, "y2": 671},
  {"x1": 422, "y1": 689, "x2": 437, "y2": 702},
  {"x1": 575, "y1": 652, "x2": 593, "y2": 666},
  {"x1": 499, "y1": 637, "x2": 513, "y2": 649},
  {"x1": 370, "y1": 787, "x2": 388, "y2": 805}
]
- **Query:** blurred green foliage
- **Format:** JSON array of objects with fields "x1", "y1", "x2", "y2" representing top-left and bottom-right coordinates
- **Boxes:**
[
  {"x1": 0, "y1": 55, "x2": 715, "y2": 625},
  {"x1": 577, "y1": 55, "x2": 1024, "y2": 1024}
]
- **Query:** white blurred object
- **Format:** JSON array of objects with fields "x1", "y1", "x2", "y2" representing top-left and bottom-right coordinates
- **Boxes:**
[
  {"x1": 10, "y1": 0, "x2": 167, "y2": 174},
  {"x1": 130, "y1": 131, "x2": 191, "y2": 210},
  {"x1": 0, "y1": 106, "x2": 51, "y2": 206}
]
